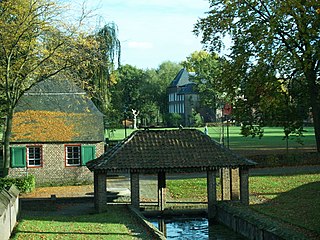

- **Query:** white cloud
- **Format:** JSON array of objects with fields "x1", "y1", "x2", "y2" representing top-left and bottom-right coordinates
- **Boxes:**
[{"x1": 127, "y1": 41, "x2": 154, "y2": 49}]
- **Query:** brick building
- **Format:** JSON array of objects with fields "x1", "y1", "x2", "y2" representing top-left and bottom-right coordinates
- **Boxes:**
[
  {"x1": 167, "y1": 68, "x2": 216, "y2": 126},
  {"x1": 7, "y1": 77, "x2": 104, "y2": 185},
  {"x1": 167, "y1": 68, "x2": 199, "y2": 126}
]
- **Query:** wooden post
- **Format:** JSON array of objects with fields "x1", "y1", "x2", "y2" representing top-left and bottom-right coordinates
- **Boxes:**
[
  {"x1": 158, "y1": 172, "x2": 166, "y2": 211},
  {"x1": 221, "y1": 168, "x2": 231, "y2": 200},
  {"x1": 207, "y1": 170, "x2": 217, "y2": 222},
  {"x1": 240, "y1": 168, "x2": 249, "y2": 205},
  {"x1": 94, "y1": 172, "x2": 107, "y2": 212},
  {"x1": 130, "y1": 172, "x2": 140, "y2": 209},
  {"x1": 231, "y1": 168, "x2": 240, "y2": 200}
]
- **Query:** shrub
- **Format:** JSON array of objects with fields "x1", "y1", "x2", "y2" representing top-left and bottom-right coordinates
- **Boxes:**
[
  {"x1": 0, "y1": 175, "x2": 35, "y2": 193},
  {"x1": 165, "y1": 113, "x2": 183, "y2": 127}
]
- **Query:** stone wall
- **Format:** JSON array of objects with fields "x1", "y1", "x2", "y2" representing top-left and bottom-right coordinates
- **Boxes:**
[
  {"x1": 8, "y1": 142, "x2": 104, "y2": 186},
  {"x1": 215, "y1": 203, "x2": 308, "y2": 240},
  {"x1": 0, "y1": 185, "x2": 20, "y2": 240}
]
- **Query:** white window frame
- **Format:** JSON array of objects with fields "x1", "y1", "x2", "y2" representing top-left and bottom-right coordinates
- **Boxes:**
[
  {"x1": 65, "y1": 145, "x2": 81, "y2": 166},
  {"x1": 27, "y1": 146, "x2": 42, "y2": 167}
]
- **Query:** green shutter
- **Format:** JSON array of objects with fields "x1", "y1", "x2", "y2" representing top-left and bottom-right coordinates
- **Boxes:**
[
  {"x1": 11, "y1": 147, "x2": 26, "y2": 168},
  {"x1": 81, "y1": 146, "x2": 95, "y2": 166}
]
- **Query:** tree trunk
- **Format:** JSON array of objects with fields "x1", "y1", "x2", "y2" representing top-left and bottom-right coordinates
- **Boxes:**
[
  {"x1": 3, "y1": 107, "x2": 13, "y2": 176},
  {"x1": 308, "y1": 70, "x2": 320, "y2": 152},
  {"x1": 310, "y1": 97, "x2": 320, "y2": 152}
]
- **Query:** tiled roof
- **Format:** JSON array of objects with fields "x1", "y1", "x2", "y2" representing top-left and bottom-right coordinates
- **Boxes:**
[
  {"x1": 11, "y1": 78, "x2": 104, "y2": 143},
  {"x1": 169, "y1": 68, "x2": 195, "y2": 87},
  {"x1": 177, "y1": 84, "x2": 196, "y2": 95},
  {"x1": 87, "y1": 129, "x2": 256, "y2": 173}
]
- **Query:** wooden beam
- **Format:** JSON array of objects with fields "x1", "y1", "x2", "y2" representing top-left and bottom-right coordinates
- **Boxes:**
[
  {"x1": 240, "y1": 168, "x2": 249, "y2": 205},
  {"x1": 158, "y1": 172, "x2": 166, "y2": 211},
  {"x1": 207, "y1": 170, "x2": 217, "y2": 222},
  {"x1": 130, "y1": 172, "x2": 140, "y2": 209},
  {"x1": 221, "y1": 168, "x2": 231, "y2": 200},
  {"x1": 94, "y1": 172, "x2": 107, "y2": 213},
  {"x1": 231, "y1": 168, "x2": 240, "y2": 201}
]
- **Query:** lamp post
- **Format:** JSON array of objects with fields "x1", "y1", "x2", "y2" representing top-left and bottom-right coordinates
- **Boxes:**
[
  {"x1": 223, "y1": 103, "x2": 232, "y2": 149},
  {"x1": 124, "y1": 107, "x2": 127, "y2": 138}
]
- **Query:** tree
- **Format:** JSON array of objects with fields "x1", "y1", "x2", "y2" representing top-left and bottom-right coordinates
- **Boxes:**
[
  {"x1": 145, "y1": 61, "x2": 182, "y2": 125},
  {"x1": 110, "y1": 64, "x2": 145, "y2": 125},
  {"x1": 181, "y1": 50, "x2": 224, "y2": 122},
  {"x1": 109, "y1": 62, "x2": 182, "y2": 127},
  {"x1": 0, "y1": 0, "x2": 99, "y2": 175},
  {"x1": 88, "y1": 23, "x2": 121, "y2": 115},
  {"x1": 194, "y1": 1, "x2": 320, "y2": 151}
]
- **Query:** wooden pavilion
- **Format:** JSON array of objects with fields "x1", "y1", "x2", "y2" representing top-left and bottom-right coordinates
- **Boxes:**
[{"x1": 86, "y1": 129, "x2": 256, "y2": 220}]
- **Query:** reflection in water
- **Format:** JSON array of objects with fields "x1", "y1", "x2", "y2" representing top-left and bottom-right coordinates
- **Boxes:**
[{"x1": 151, "y1": 217, "x2": 246, "y2": 240}]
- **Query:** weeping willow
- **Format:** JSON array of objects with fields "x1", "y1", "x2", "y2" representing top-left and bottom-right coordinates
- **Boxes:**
[{"x1": 92, "y1": 22, "x2": 121, "y2": 115}]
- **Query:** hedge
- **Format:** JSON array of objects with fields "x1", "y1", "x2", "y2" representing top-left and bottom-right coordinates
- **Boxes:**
[
  {"x1": 0, "y1": 174, "x2": 35, "y2": 193},
  {"x1": 250, "y1": 152, "x2": 320, "y2": 168}
]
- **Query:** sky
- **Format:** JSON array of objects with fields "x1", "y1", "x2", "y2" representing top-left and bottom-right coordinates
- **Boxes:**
[{"x1": 82, "y1": 0, "x2": 213, "y2": 69}]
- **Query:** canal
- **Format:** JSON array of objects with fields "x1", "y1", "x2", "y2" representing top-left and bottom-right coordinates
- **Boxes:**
[{"x1": 149, "y1": 217, "x2": 246, "y2": 239}]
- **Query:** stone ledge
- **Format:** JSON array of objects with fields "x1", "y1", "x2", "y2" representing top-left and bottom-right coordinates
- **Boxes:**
[
  {"x1": 216, "y1": 202, "x2": 309, "y2": 240},
  {"x1": 127, "y1": 205, "x2": 166, "y2": 240}
]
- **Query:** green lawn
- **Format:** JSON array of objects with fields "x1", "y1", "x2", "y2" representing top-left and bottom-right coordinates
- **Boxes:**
[
  {"x1": 250, "y1": 174, "x2": 320, "y2": 234},
  {"x1": 12, "y1": 205, "x2": 153, "y2": 240},
  {"x1": 167, "y1": 173, "x2": 320, "y2": 235},
  {"x1": 105, "y1": 126, "x2": 316, "y2": 150}
]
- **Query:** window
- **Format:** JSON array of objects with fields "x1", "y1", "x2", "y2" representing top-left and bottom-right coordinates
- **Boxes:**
[
  {"x1": 169, "y1": 104, "x2": 174, "y2": 113},
  {"x1": 169, "y1": 93, "x2": 175, "y2": 102},
  {"x1": 65, "y1": 145, "x2": 81, "y2": 166},
  {"x1": 27, "y1": 146, "x2": 42, "y2": 167}
]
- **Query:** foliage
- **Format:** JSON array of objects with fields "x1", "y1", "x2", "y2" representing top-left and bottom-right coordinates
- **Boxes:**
[
  {"x1": 11, "y1": 110, "x2": 81, "y2": 142},
  {"x1": 0, "y1": 0, "x2": 104, "y2": 174},
  {"x1": 165, "y1": 113, "x2": 183, "y2": 127},
  {"x1": 189, "y1": 109, "x2": 203, "y2": 127},
  {"x1": 110, "y1": 64, "x2": 145, "y2": 126},
  {"x1": 194, "y1": 0, "x2": 320, "y2": 151},
  {"x1": 81, "y1": 23, "x2": 121, "y2": 116},
  {"x1": 109, "y1": 62, "x2": 182, "y2": 127},
  {"x1": 12, "y1": 205, "x2": 153, "y2": 240},
  {"x1": 144, "y1": 61, "x2": 182, "y2": 125},
  {"x1": 181, "y1": 50, "x2": 223, "y2": 122},
  {"x1": 0, "y1": 175, "x2": 35, "y2": 193}
]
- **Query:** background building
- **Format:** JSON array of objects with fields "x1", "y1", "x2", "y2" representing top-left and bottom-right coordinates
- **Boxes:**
[{"x1": 167, "y1": 68, "x2": 199, "y2": 126}]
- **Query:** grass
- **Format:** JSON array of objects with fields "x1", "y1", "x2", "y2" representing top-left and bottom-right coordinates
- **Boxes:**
[
  {"x1": 166, "y1": 173, "x2": 320, "y2": 235},
  {"x1": 105, "y1": 126, "x2": 316, "y2": 150},
  {"x1": 12, "y1": 205, "x2": 153, "y2": 240},
  {"x1": 250, "y1": 174, "x2": 320, "y2": 234}
]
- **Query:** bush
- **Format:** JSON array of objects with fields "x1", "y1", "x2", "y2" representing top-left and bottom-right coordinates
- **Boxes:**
[
  {"x1": 250, "y1": 152, "x2": 320, "y2": 168},
  {"x1": 165, "y1": 113, "x2": 183, "y2": 127},
  {"x1": 0, "y1": 175, "x2": 35, "y2": 193}
]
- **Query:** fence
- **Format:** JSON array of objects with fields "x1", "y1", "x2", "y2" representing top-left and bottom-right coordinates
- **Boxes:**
[{"x1": 0, "y1": 185, "x2": 20, "y2": 240}]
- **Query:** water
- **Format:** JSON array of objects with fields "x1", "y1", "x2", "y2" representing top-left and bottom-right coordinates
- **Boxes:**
[{"x1": 150, "y1": 217, "x2": 246, "y2": 239}]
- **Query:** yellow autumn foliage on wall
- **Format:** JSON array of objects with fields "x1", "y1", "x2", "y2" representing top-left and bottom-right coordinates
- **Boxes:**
[{"x1": 11, "y1": 110, "x2": 86, "y2": 142}]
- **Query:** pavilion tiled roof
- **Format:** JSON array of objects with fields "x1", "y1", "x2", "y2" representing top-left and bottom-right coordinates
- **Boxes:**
[{"x1": 87, "y1": 129, "x2": 256, "y2": 173}]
